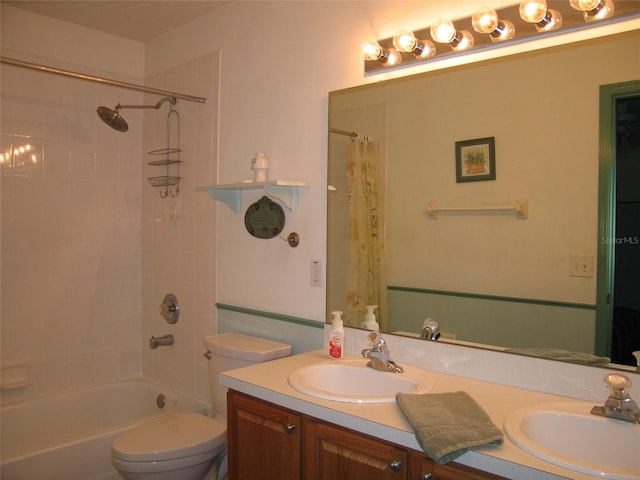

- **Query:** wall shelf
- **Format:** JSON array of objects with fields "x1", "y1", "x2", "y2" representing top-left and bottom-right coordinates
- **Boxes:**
[{"x1": 196, "y1": 180, "x2": 308, "y2": 213}]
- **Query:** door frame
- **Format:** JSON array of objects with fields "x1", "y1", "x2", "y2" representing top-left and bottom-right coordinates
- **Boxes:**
[{"x1": 595, "y1": 79, "x2": 640, "y2": 357}]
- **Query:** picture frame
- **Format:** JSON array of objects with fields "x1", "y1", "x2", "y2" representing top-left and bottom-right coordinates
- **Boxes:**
[{"x1": 455, "y1": 136, "x2": 496, "y2": 183}]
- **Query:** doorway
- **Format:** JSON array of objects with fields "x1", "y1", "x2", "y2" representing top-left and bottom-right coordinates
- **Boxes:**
[{"x1": 596, "y1": 80, "x2": 640, "y2": 366}]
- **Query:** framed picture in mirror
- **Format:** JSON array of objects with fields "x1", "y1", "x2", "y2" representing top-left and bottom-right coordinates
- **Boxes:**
[{"x1": 456, "y1": 136, "x2": 496, "y2": 183}]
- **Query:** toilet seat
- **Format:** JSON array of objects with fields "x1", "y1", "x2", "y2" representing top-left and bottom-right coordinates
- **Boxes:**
[{"x1": 112, "y1": 413, "x2": 226, "y2": 463}]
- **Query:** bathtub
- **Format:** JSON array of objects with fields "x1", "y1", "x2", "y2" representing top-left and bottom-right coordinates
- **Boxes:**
[{"x1": 1, "y1": 377, "x2": 211, "y2": 480}]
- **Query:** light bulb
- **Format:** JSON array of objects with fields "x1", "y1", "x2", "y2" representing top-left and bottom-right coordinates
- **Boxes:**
[
  {"x1": 392, "y1": 29, "x2": 436, "y2": 59},
  {"x1": 472, "y1": 8, "x2": 515, "y2": 42},
  {"x1": 519, "y1": 0, "x2": 548, "y2": 23},
  {"x1": 569, "y1": 0, "x2": 600, "y2": 10},
  {"x1": 472, "y1": 8, "x2": 499, "y2": 33},
  {"x1": 384, "y1": 48, "x2": 402, "y2": 67},
  {"x1": 519, "y1": 0, "x2": 562, "y2": 32},
  {"x1": 393, "y1": 29, "x2": 417, "y2": 52},
  {"x1": 362, "y1": 41, "x2": 383, "y2": 61},
  {"x1": 430, "y1": 18, "x2": 456, "y2": 44},
  {"x1": 451, "y1": 30, "x2": 475, "y2": 51},
  {"x1": 571, "y1": 0, "x2": 615, "y2": 21},
  {"x1": 363, "y1": 41, "x2": 402, "y2": 66}
]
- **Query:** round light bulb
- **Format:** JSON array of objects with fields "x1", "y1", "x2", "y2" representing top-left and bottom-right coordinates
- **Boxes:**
[
  {"x1": 451, "y1": 30, "x2": 475, "y2": 51},
  {"x1": 362, "y1": 41, "x2": 382, "y2": 61},
  {"x1": 415, "y1": 40, "x2": 436, "y2": 59},
  {"x1": 583, "y1": 0, "x2": 614, "y2": 21},
  {"x1": 519, "y1": 0, "x2": 548, "y2": 23},
  {"x1": 430, "y1": 18, "x2": 456, "y2": 44},
  {"x1": 536, "y1": 8, "x2": 562, "y2": 31},
  {"x1": 393, "y1": 29, "x2": 417, "y2": 52},
  {"x1": 383, "y1": 48, "x2": 402, "y2": 67},
  {"x1": 569, "y1": 0, "x2": 600, "y2": 10},
  {"x1": 472, "y1": 8, "x2": 499, "y2": 34}
]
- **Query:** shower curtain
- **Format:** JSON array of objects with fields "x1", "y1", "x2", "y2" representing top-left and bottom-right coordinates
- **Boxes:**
[{"x1": 345, "y1": 135, "x2": 388, "y2": 330}]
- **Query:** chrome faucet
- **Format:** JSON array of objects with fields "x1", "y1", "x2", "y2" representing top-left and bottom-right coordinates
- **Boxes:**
[
  {"x1": 149, "y1": 334, "x2": 174, "y2": 349},
  {"x1": 591, "y1": 373, "x2": 640, "y2": 424},
  {"x1": 421, "y1": 318, "x2": 440, "y2": 341},
  {"x1": 361, "y1": 331, "x2": 404, "y2": 373}
]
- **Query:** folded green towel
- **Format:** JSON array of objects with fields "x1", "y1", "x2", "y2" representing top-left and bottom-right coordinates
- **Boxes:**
[
  {"x1": 505, "y1": 348, "x2": 611, "y2": 365},
  {"x1": 396, "y1": 391, "x2": 503, "y2": 464}
]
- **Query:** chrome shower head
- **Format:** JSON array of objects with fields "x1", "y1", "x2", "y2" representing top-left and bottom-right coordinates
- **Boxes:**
[
  {"x1": 97, "y1": 97, "x2": 176, "y2": 132},
  {"x1": 97, "y1": 105, "x2": 128, "y2": 132}
]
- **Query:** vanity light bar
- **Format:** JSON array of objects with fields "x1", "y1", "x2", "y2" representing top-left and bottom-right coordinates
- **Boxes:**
[{"x1": 364, "y1": 0, "x2": 640, "y2": 73}]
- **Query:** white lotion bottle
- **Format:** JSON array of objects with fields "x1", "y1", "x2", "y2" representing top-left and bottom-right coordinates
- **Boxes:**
[
  {"x1": 329, "y1": 311, "x2": 344, "y2": 359},
  {"x1": 361, "y1": 305, "x2": 379, "y2": 330}
]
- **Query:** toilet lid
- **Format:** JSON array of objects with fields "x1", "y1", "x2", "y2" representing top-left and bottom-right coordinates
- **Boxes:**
[{"x1": 112, "y1": 413, "x2": 226, "y2": 462}]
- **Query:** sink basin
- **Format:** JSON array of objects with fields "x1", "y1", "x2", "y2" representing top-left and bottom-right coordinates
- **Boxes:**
[
  {"x1": 504, "y1": 402, "x2": 640, "y2": 480},
  {"x1": 287, "y1": 359, "x2": 434, "y2": 404}
]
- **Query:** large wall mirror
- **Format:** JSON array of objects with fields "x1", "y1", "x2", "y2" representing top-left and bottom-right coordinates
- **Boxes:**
[{"x1": 327, "y1": 29, "x2": 640, "y2": 371}]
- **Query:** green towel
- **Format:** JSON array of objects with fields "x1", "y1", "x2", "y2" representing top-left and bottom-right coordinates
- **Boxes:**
[
  {"x1": 505, "y1": 348, "x2": 611, "y2": 365},
  {"x1": 396, "y1": 391, "x2": 503, "y2": 464}
]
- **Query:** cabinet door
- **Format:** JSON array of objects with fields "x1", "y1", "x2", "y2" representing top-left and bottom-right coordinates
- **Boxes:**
[
  {"x1": 408, "y1": 452, "x2": 509, "y2": 480},
  {"x1": 303, "y1": 417, "x2": 408, "y2": 480},
  {"x1": 227, "y1": 391, "x2": 301, "y2": 480}
]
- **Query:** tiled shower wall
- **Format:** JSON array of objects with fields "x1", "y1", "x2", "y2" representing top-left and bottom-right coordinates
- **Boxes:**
[{"x1": 1, "y1": 62, "x2": 145, "y2": 402}]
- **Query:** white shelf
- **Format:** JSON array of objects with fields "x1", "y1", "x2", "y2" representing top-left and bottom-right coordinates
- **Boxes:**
[{"x1": 196, "y1": 180, "x2": 308, "y2": 213}]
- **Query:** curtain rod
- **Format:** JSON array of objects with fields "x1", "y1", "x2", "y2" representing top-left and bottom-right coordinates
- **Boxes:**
[
  {"x1": 1, "y1": 56, "x2": 206, "y2": 104},
  {"x1": 329, "y1": 127, "x2": 358, "y2": 138}
]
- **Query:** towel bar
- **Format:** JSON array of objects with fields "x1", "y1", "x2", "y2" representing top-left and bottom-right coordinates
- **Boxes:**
[{"x1": 426, "y1": 197, "x2": 528, "y2": 219}]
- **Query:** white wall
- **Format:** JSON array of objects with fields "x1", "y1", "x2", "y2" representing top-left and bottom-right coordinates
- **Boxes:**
[{"x1": 145, "y1": 1, "x2": 522, "y2": 325}]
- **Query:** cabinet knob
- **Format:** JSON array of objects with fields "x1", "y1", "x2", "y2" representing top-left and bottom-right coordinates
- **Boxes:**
[
  {"x1": 389, "y1": 459, "x2": 402, "y2": 472},
  {"x1": 419, "y1": 473, "x2": 433, "y2": 480},
  {"x1": 284, "y1": 423, "x2": 296, "y2": 434}
]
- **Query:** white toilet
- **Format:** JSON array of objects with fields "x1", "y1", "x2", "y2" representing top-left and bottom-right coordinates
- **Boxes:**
[{"x1": 111, "y1": 333, "x2": 292, "y2": 480}]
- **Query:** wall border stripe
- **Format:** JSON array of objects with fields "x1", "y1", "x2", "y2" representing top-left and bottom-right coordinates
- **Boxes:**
[
  {"x1": 388, "y1": 286, "x2": 595, "y2": 311},
  {"x1": 216, "y1": 303, "x2": 324, "y2": 329}
]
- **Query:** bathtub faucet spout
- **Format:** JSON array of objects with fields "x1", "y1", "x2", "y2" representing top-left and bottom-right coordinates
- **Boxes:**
[{"x1": 149, "y1": 334, "x2": 174, "y2": 349}]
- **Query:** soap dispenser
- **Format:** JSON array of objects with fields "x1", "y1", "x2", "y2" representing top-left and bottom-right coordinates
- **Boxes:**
[
  {"x1": 329, "y1": 311, "x2": 345, "y2": 359},
  {"x1": 361, "y1": 305, "x2": 379, "y2": 331}
]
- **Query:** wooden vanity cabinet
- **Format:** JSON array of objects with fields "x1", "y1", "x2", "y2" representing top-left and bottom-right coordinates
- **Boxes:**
[
  {"x1": 227, "y1": 390, "x2": 302, "y2": 480},
  {"x1": 227, "y1": 390, "x2": 508, "y2": 480},
  {"x1": 303, "y1": 416, "x2": 408, "y2": 479}
]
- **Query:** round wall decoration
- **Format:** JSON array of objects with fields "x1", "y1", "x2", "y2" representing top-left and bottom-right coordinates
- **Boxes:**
[{"x1": 244, "y1": 196, "x2": 285, "y2": 239}]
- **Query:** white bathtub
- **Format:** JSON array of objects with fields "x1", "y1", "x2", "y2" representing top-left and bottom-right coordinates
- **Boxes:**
[{"x1": 0, "y1": 378, "x2": 210, "y2": 480}]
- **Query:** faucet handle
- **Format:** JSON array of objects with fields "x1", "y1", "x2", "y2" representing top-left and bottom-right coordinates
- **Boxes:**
[
  {"x1": 604, "y1": 373, "x2": 632, "y2": 399},
  {"x1": 367, "y1": 330, "x2": 382, "y2": 346}
]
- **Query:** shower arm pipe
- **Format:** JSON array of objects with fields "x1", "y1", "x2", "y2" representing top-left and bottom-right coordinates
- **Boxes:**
[{"x1": 0, "y1": 56, "x2": 206, "y2": 104}]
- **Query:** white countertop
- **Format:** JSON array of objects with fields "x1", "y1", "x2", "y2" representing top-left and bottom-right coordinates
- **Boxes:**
[{"x1": 220, "y1": 349, "x2": 617, "y2": 480}]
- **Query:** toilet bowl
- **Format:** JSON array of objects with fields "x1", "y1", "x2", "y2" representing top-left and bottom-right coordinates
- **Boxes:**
[
  {"x1": 112, "y1": 413, "x2": 226, "y2": 480},
  {"x1": 111, "y1": 333, "x2": 292, "y2": 480}
]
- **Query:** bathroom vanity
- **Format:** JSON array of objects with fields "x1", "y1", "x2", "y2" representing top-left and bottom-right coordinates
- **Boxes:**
[
  {"x1": 227, "y1": 389, "x2": 507, "y2": 479},
  {"x1": 221, "y1": 349, "x2": 636, "y2": 480}
]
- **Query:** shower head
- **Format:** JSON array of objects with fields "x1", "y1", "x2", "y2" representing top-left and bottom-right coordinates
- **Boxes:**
[
  {"x1": 97, "y1": 105, "x2": 128, "y2": 132},
  {"x1": 96, "y1": 96, "x2": 176, "y2": 132}
]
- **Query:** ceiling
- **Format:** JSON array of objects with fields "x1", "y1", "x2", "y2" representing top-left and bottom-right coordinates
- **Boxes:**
[{"x1": 4, "y1": 1, "x2": 229, "y2": 42}]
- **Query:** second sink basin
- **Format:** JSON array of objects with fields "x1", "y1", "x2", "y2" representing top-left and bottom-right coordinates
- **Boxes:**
[
  {"x1": 504, "y1": 402, "x2": 640, "y2": 480},
  {"x1": 287, "y1": 359, "x2": 434, "y2": 404}
]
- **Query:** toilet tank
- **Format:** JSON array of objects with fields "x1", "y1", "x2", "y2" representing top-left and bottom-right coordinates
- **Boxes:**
[{"x1": 203, "y1": 333, "x2": 292, "y2": 416}]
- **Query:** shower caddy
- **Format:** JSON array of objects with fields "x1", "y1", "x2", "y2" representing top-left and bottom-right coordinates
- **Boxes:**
[{"x1": 148, "y1": 100, "x2": 181, "y2": 198}]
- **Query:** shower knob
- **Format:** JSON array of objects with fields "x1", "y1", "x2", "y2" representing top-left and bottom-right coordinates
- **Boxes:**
[{"x1": 159, "y1": 293, "x2": 180, "y2": 324}]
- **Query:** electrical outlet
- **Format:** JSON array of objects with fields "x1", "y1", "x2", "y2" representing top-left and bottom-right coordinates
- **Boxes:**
[
  {"x1": 310, "y1": 259, "x2": 322, "y2": 287},
  {"x1": 569, "y1": 254, "x2": 593, "y2": 278}
]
